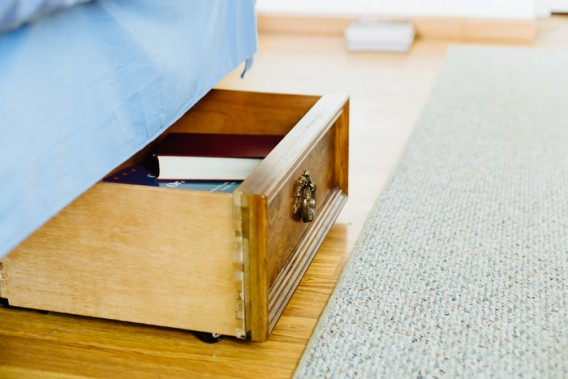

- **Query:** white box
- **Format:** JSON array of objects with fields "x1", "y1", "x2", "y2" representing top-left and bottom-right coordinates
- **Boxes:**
[{"x1": 345, "y1": 20, "x2": 415, "y2": 53}]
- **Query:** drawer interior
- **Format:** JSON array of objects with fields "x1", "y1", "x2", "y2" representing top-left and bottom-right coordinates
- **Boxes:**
[{"x1": 107, "y1": 89, "x2": 321, "y2": 185}]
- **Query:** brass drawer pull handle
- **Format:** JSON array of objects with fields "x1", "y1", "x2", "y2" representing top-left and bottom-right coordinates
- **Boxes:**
[{"x1": 293, "y1": 170, "x2": 317, "y2": 223}]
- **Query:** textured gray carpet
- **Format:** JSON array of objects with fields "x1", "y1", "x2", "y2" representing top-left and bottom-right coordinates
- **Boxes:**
[{"x1": 294, "y1": 46, "x2": 568, "y2": 378}]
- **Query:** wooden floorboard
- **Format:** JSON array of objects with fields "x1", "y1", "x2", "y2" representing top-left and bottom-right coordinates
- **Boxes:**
[{"x1": 1, "y1": 15, "x2": 567, "y2": 379}]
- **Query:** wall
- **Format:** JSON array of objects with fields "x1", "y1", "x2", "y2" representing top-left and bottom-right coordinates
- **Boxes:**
[{"x1": 550, "y1": 0, "x2": 568, "y2": 12}]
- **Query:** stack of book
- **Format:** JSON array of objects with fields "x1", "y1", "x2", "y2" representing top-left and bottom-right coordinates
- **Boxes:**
[
  {"x1": 153, "y1": 132, "x2": 282, "y2": 181},
  {"x1": 104, "y1": 132, "x2": 283, "y2": 193}
]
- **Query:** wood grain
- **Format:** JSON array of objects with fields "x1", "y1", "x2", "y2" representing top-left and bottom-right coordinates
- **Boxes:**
[
  {"x1": 265, "y1": 129, "x2": 335, "y2": 286},
  {"x1": 0, "y1": 262, "x2": 5, "y2": 299},
  {"x1": 268, "y1": 189, "x2": 347, "y2": 332},
  {"x1": 235, "y1": 93, "x2": 349, "y2": 340},
  {"x1": 170, "y1": 89, "x2": 320, "y2": 136},
  {"x1": 2, "y1": 184, "x2": 241, "y2": 337},
  {"x1": 238, "y1": 192, "x2": 270, "y2": 341},
  {"x1": 109, "y1": 90, "x2": 321, "y2": 176}
]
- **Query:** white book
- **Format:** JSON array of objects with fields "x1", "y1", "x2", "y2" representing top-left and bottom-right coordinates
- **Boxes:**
[
  {"x1": 157, "y1": 156, "x2": 262, "y2": 181},
  {"x1": 345, "y1": 20, "x2": 415, "y2": 53},
  {"x1": 153, "y1": 132, "x2": 283, "y2": 181}
]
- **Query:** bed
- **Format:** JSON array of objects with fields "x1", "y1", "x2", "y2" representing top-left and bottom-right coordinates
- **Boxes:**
[{"x1": 0, "y1": 0, "x2": 258, "y2": 259}]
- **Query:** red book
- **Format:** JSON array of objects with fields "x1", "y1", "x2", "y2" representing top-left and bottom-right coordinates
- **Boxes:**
[{"x1": 154, "y1": 133, "x2": 283, "y2": 180}]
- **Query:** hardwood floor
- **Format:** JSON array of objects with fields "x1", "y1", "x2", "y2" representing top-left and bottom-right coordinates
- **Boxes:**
[{"x1": 1, "y1": 16, "x2": 567, "y2": 379}]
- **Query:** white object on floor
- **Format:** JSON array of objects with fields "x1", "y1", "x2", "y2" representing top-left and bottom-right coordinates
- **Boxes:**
[{"x1": 344, "y1": 20, "x2": 415, "y2": 52}]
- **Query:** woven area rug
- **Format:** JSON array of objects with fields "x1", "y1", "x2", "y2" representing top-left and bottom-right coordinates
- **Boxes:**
[{"x1": 294, "y1": 46, "x2": 568, "y2": 378}]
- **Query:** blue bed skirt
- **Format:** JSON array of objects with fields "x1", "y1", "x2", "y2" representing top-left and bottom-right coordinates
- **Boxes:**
[{"x1": 0, "y1": 0, "x2": 257, "y2": 258}]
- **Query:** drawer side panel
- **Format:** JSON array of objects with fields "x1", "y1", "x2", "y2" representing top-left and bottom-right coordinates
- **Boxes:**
[{"x1": 3, "y1": 184, "x2": 241, "y2": 337}]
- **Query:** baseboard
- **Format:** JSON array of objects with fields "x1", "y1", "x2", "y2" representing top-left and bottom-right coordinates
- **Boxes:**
[{"x1": 257, "y1": 14, "x2": 537, "y2": 43}]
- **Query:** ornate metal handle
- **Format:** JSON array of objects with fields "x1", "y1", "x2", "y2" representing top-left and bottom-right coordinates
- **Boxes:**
[{"x1": 292, "y1": 170, "x2": 317, "y2": 223}]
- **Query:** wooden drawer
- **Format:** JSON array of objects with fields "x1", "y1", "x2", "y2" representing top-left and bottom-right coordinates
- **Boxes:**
[{"x1": 0, "y1": 89, "x2": 349, "y2": 342}]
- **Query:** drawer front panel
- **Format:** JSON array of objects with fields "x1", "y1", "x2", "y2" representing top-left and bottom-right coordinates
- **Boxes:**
[
  {"x1": 237, "y1": 93, "x2": 349, "y2": 341},
  {"x1": 266, "y1": 129, "x2": 336, "y2": 287}
]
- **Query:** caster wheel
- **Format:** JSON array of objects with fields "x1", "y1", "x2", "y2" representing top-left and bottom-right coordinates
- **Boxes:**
[{"x1": 196, "y1": 332, "x2": 224, "y2": 344}]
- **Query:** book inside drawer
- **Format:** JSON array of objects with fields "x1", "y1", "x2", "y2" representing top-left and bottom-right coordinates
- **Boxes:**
[{"x1": 106, "y1": 89, "x2": 322, "y2": 189}]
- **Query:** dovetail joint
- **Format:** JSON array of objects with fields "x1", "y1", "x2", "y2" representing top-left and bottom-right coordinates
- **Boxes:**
[{"x1": 0, "y1": 262, "x2": 6, "y2": 297}]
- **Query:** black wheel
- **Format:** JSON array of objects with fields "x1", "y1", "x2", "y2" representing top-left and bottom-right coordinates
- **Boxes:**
[{"x1": 196, "y1": 332, "x2": 224, "y2": 343}]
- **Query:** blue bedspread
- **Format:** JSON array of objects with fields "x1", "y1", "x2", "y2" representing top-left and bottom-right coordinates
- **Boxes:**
[{"x1": 0, "y1": 0, "x2": 257, "y2": 258}]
